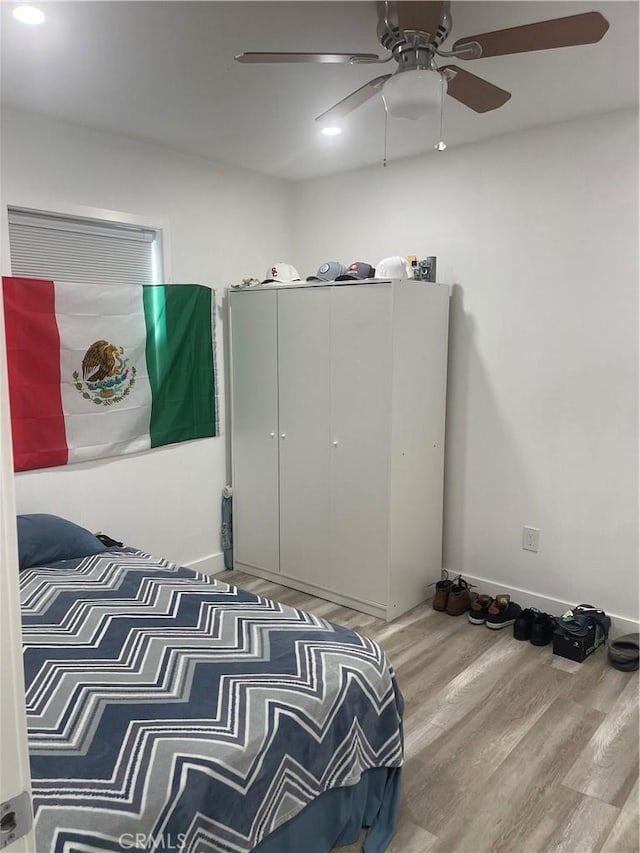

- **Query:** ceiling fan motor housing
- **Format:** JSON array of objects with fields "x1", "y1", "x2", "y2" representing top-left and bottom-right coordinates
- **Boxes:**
[{"x1": 377, "y1": 1, "x2": 451, "y2": 59}]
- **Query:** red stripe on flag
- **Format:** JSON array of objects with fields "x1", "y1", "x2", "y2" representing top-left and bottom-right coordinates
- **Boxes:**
[{"x1": 2, "y1": 277, "x2": 68, "y2": 471}]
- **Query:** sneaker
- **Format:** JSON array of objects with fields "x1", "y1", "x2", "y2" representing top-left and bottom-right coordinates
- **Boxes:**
[
  {"x1": 468, "y1": 594, "x2": 494, "y2": 625},
  {"x1": 432, "y1": 570, "x2": 453, "y2": 612},
  {"x1": 530, "y1": 612, "x2": 556, "y2": 646},
  {"x1": 513, "y1": 608, "x2": 538, "y2": 641},
  {"x1": 446, "y1": 577, "x2": 474, "y2": 616},
  {"x1": 486, "y1": 594, "x2": 522, "y2": 630}
]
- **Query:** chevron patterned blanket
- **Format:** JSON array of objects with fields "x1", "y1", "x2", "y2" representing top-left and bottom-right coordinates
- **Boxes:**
[{"x1": 21, "y1": 549, "x2": 404, "y2": 852}]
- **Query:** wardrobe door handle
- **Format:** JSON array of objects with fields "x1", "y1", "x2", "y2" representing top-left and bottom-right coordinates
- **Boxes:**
[
  {"x1": 280, "y1": 433, "x2": 287, "y2": 440},
  {"x1": 333, "y1": 441, "x2": 339, "y2": 447},
  {"x1": 269, "y1": 432, "x2": 276, "y2": 438}
]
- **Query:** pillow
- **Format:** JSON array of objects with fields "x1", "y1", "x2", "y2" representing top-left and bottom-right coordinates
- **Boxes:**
[{"x1": 17, "y1": 514, "x2": 107, "y2": 570}]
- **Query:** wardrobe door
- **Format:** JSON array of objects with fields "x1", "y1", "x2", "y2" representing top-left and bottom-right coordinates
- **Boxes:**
[
  {"x1": 230, "y1": 291, "x2": 280, "y2": 573},
  {"x1": 277, "y1": 287, "x2": 331, "y2": 585},
  {"x1": 329, "y1": 285, "x2": 392, "y2": 605}
]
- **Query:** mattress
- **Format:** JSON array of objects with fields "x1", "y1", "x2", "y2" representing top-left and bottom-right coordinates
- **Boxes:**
[{"x1": 20, "y1": 548, "x2": 404, "y2": 852}]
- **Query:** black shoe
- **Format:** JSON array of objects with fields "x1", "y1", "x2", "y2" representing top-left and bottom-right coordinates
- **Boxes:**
[
  {"x1": 468, "y1": 594, "x2": 494, "y2": 625},
  {"x1": 530, "y1": 612, "x2": 556, "y2": 646},
  {"x1": 486, "y1": 595, "x2": 522, "y2": 630},
  {"x1": 513, "y1": 608, "x2": 538, "y2": 641}
]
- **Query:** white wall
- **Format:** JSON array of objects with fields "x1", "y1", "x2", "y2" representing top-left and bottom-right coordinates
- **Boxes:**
[
  {"x1": 1, "y1": 107, "x2": 293, "y2": 571},
  {"x1": 292, "y1": 109, "x2": 639, "y2": 625}
]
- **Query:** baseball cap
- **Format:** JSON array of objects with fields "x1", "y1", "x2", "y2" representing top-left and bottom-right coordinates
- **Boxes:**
[
  {"x1": 262, "y1": 263, "x2": 301, "y2": 284},
  {"x1": 335, "y1": 262, "x2": 376, "y2": 281},
  {"x1": 375, "y1": 256, "x2": 413, "y2": 280},
  {"x1": 306, "y1": 261, "x2": 347, "y2": 282}
]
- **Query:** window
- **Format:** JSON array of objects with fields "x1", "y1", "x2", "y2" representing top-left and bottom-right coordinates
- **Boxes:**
[{"x1": 7, "y1": 207, "x2": 162, "y2": 286}]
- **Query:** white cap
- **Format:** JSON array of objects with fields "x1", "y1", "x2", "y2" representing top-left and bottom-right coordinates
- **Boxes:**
[
  {"x1": 375, "y1": 256, "x2": 413, "y2": 280},
  {"x1": 262, "y1": 263, "x2": 301, "y2": 284}
]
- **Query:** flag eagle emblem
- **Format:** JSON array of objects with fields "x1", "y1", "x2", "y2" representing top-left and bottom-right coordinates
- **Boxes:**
[{"x1": 73, "y1": 340, "x2": 136, "y2": 406}]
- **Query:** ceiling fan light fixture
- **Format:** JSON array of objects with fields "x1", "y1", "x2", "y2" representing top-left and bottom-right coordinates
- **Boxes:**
[
  {"x1": 12, "y1": 4, "x2": 45, "y2": 24},
  {"x1": 382, "y1": 69, "x2": 446, "y2": 120}
]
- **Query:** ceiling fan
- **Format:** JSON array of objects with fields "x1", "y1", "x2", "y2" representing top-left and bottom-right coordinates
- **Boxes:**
[{"x1": 235, "y1": 2, "x2": 609, "y2": 124}]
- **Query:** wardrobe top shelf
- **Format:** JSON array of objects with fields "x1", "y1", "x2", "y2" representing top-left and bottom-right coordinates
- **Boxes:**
[{"x1": 231, "y1": 279, "x2": 449, "y2": 293}]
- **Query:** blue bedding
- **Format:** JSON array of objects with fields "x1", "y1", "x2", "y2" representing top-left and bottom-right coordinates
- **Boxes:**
[{"x1": 20, "y1": 549, "x2": 404, "y2": 852}]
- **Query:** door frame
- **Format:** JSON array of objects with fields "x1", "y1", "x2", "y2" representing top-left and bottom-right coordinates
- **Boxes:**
[{"x1": 0, "y1": 290, "x2": 35, "y2": 851}]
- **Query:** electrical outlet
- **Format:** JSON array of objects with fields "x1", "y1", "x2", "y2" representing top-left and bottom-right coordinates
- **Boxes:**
[{"x1": 523, "y1": 526, "x2": 540, "y2": 552}]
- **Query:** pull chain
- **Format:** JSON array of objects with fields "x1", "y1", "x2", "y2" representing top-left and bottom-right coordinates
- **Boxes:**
[
  {"x1": 383, "y1": 102, "x2": 389, "y2": 167},
  {"x1": 435, "y1": 72, "x2": 447, "y2": 152}
]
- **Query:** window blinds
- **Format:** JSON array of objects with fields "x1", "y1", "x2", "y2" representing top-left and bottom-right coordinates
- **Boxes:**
[{"x1": 8, "y1": 208, "x2": 159, "y2": 286}]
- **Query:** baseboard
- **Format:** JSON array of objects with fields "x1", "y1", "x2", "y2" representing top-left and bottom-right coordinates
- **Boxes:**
[
  {"x1": 456, "y1": 570, "x2": 640, "y2": 639},
  {"x1": 184, "y1": 552, "x2": 226, "y2": 576}
]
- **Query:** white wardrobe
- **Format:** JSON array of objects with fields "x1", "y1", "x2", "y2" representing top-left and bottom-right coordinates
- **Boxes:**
[{"x1": 229, "y1": 279, "x2": 450, "y2": 620}]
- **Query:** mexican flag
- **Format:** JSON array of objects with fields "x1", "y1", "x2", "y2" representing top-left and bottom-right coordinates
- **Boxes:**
[{"x1": 2, "y1": 277, "x2": 218, "y2": 472}]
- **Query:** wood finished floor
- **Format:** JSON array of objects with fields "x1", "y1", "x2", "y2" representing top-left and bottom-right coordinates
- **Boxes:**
[{"x1": 223, "y1": 571, "x2": 639, "y2": 853}]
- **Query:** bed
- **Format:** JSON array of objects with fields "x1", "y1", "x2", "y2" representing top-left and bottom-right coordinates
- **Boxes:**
[{"x1": 18, "y1": 516, "x2": 404, "y2": 852}]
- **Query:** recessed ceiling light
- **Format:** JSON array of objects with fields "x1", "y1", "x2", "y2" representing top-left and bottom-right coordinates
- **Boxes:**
[
  {"x1": 321, "y1": 126, "x2": 342, "y2": 137},
  {"x1": 13, "y1": 5, "x2": 46, "y2": 24}
]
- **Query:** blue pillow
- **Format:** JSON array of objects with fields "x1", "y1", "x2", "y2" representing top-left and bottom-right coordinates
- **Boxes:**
[{"x1": 17, "y1": 514, "x2": 107, "y2": 570}]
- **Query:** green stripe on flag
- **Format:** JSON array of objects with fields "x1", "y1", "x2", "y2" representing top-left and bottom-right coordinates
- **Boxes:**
[{"x1": 143, "y1": 284, "x2": 217, "y2": 447}]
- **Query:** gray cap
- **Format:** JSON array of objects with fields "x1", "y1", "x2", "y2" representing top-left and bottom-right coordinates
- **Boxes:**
[
  {"x1": 306, "y1": 261, "x2": 347, "y2": 282},
  {"x1": 335, "y1": 262, "x2": 376, "y2": 281}
]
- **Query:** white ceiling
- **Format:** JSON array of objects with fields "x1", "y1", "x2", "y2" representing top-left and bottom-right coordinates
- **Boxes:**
[{"x1": 1, "y1": 1, "x2": 638, "y2": 181}]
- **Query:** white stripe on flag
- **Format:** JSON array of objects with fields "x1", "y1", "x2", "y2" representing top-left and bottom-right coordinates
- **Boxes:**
[{"x1": 56, "y1": 282, "x2": 153, "y2": 464}]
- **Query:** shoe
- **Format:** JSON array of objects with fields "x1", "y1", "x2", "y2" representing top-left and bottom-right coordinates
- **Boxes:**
[
  {"x1": 486, "y1": 594, "x2": 522, "y2": 630},
  {"x1": 513, "y1": 608, "x2": 538, "y2": 641},
  {"x1": 446, "y1": 577, "x2": 474, "y2": 616},
  {"x1": 432, "y1": 571, "x2": 453, "y2": 612},
  {"x1": 468, "y1": 594, "x2": 494, "y2": 625},
  {"x1": 608, "y1": 634, "x2": 640, "y2": 671},
  {"x1": 530, "y1": 612, "x2": 556, "y2": 646}
]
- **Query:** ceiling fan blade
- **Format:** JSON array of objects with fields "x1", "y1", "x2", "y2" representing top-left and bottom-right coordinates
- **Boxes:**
[
  {"x1": 396, "y1": 2, "x2": 445, "y2": 38},
  {"x1": 315, "y1": 74, "x2": 392, "y2": 124},
  {"x1": 235, "y1": 52, "x2": 382, "y2": 64},
  {"x1": 440, "y1": 66, "x2": 511, "y2": 113},
  {"x1": 452, "y1": 11, "x2": 609, "y2": 59}
]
